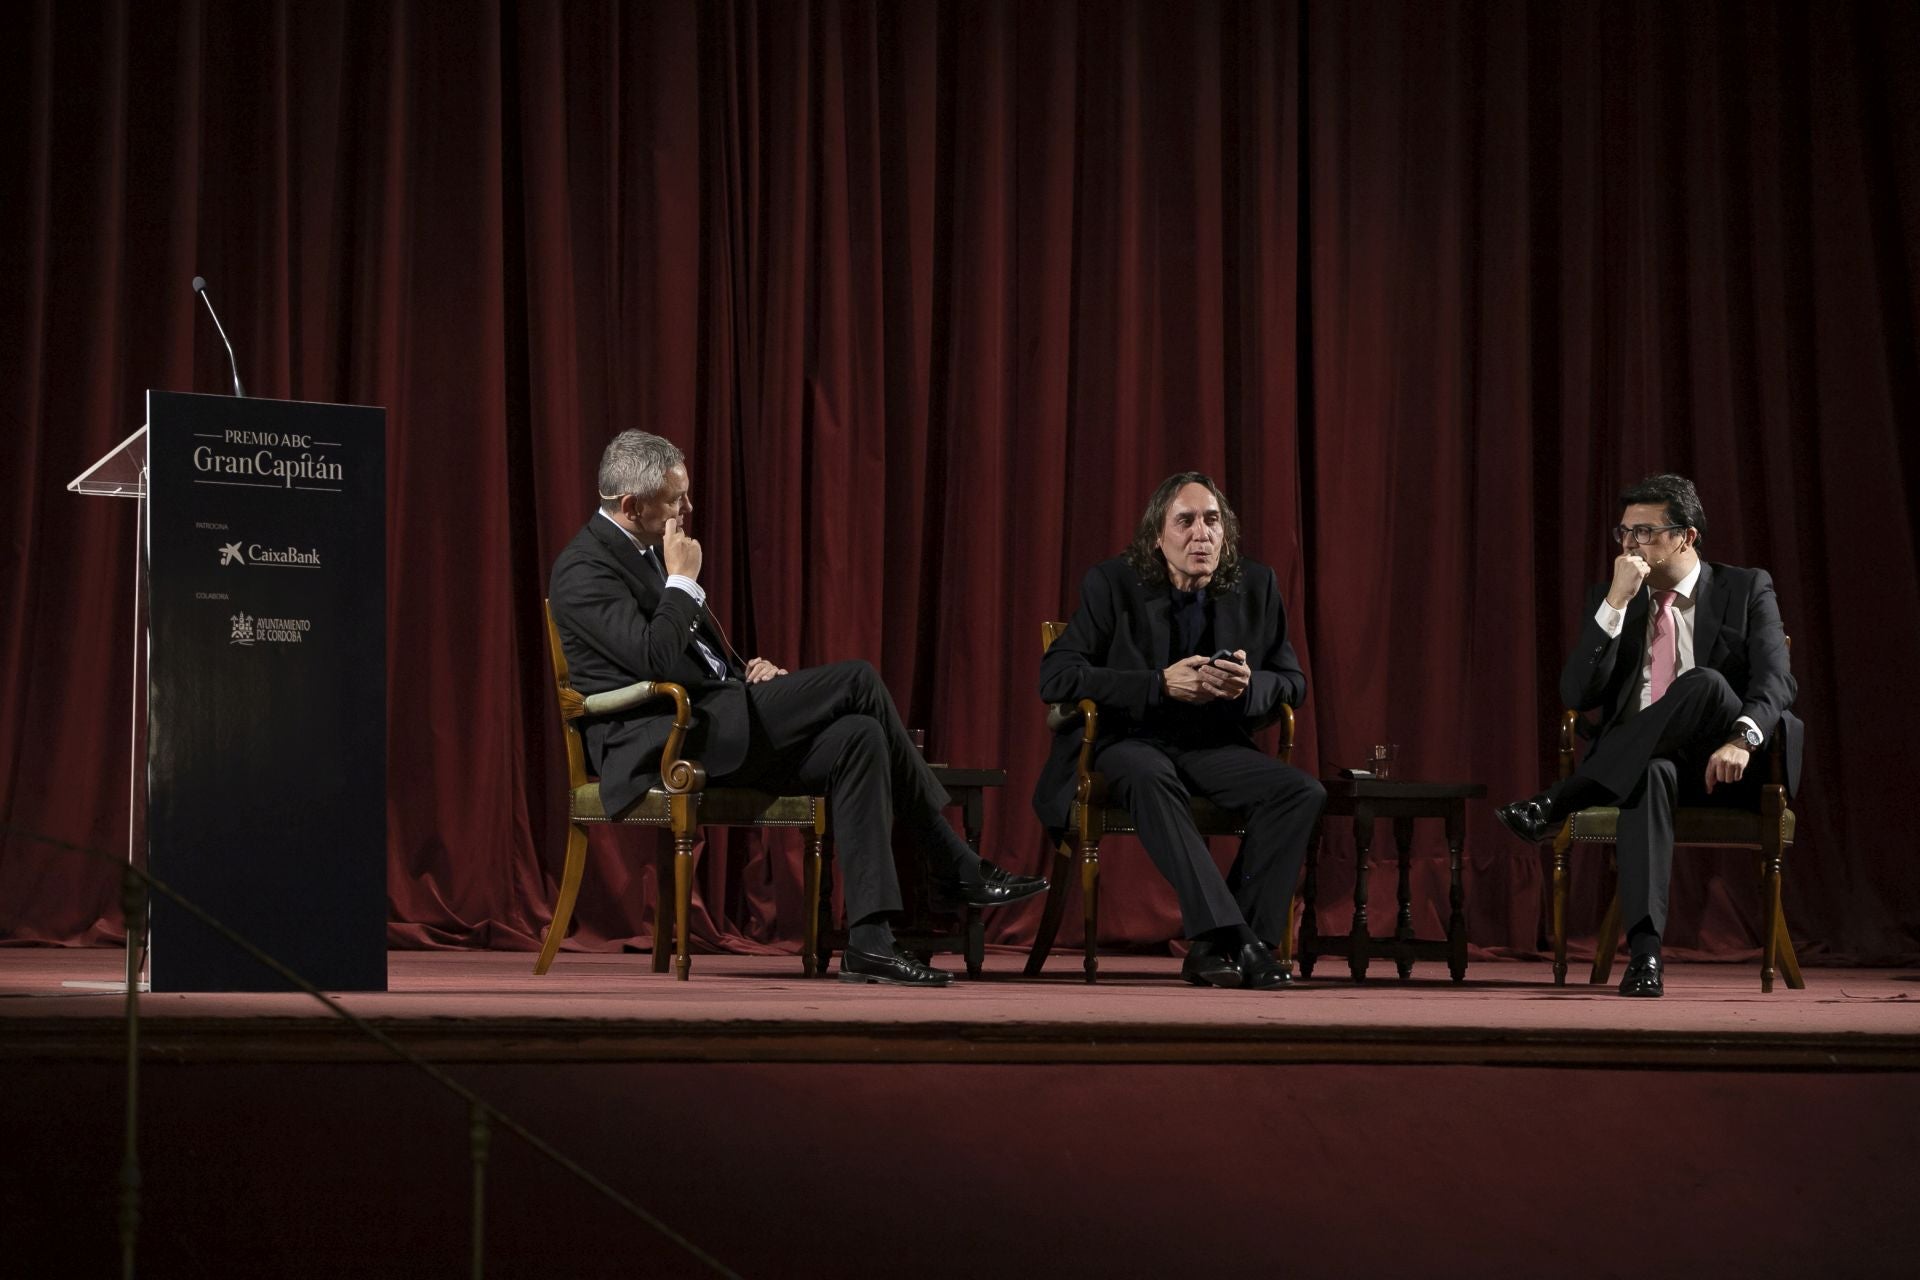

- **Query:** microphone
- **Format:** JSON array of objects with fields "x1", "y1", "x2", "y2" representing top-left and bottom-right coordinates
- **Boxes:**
[{"x1": 191, "y1": 276, "x2": 246, "y2": 398}]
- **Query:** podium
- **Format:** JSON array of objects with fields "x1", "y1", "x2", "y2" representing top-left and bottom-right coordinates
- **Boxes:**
[{"x1": 70, "y1": 391, "x2": 388, "y2": 992}]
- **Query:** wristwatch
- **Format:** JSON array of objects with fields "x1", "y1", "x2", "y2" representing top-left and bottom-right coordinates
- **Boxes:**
[{"x1": 1729, "y1": 724, "x2": 1763, "y2": 750}]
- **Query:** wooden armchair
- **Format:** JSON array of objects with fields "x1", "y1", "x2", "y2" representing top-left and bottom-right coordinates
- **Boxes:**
[
  {"x1": 1548, "y1": 696, "x2": 1803, "y2": 994},
  {"x1": 536, "y1": 601, "x2": 831, "y2": 981},
  {"x1": 1025, "y1": 621, "x2": 1296, "y2": 982}
]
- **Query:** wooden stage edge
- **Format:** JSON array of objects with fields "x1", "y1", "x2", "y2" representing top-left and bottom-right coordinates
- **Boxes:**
[
  {"x1": 8, "y1": 1018, "x2": 1920, "y2": 1070},
  {"x1": 6, "y1": 950, "x2": 1918, "y2": 1069}
]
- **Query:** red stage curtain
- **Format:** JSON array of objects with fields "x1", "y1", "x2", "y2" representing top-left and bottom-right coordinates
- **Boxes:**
[{"x1": 3, "y1": 1, "x2": 1916, "y2": 961}]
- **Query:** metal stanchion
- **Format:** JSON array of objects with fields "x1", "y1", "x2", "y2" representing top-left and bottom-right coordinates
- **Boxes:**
[{"x1": 118, "y1": 864, "x2": 144, "y2": 1280}]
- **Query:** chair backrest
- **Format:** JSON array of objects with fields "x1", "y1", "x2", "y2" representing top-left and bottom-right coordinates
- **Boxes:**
[
  {"x1": 1041, "y1": 620, "x2": 1295, "y2": 763},
  {"x1": 544, "y1": 600, "x2": 594, "y2": 790}
]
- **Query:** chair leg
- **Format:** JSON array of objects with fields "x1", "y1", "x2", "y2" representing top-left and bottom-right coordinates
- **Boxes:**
[
  {"x1": 815, "y1": 836, "x2": 837, "y2": 978},
  {"x1": 1080, "y1": 838, "x2": 1102, "y2": 984},
  {"x1": 673, "y1": 832, "x2": 695, "y2": 981},
  {"x1": 1759, "y1": 853, "x2": 1782, "y2": 994},
  {"x1": 1023, "y1": 837, "x2": 1077, "y2": 977},
  {"x1": 1298, "y1": 823, "x2": 1322, "y2": 978},
  {"x1": 1590, "y1": 885, "x2": 1623, "y2": 985},
  {"x1": 1276, "y1": 891, "x2": 1296, "y2": 971},
  {"x1": 650, "y1": 843, "x2": 674, "y2": 974},
  {"x1": 1773, "y1": 909, "x2": 1805, "y2": 990},
  {"x1": 1550, "y1": 826, "x2": 1571, "y2": 985},
  {"x1": 964, "y1": 908, "x2": 985, "y2": 980},
  {"x1": 534, "y1": 822, "x2": 590, "y2": 976},
  {"x1": 802, "y1": 828, "x2": 823, "y2": 979},
  {"x1": 1759, "y1": 788, "x2": 1791, "y2": 994},
  {"x1": 667, "y1": 793, "x2": 698, "y2": 981}
]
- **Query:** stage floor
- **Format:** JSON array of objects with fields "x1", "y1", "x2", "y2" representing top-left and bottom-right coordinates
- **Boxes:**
[
  {"x1": 4, "y1": 948, "x2": 1916, "y2": 1067},
  {"x1": 7, "y1": 948, "x2": 1920, "y2": 1278}
]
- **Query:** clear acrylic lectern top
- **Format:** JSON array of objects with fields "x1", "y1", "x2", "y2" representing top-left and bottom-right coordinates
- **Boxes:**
[{"x1": 68, "y1": 424, "x2": 149, "y2": 498}]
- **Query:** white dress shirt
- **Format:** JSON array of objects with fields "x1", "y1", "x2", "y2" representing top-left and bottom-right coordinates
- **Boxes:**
[{"x1": 1593, "y1": 559, "x2": 1759, "y2": 742}]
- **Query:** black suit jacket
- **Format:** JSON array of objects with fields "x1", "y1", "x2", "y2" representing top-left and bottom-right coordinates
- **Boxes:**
[
  {"x1": 548, "y1": 516, "x2": 748, "y2": 816},
  {"x1": 1560, "y1": 560, "x2": 1803, "y2": 795},
  {"x1": 1032, "y1": 555, "x2": 1307, "y2": 830}
]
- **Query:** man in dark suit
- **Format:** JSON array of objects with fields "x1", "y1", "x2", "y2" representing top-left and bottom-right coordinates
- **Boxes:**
[
  {"x1": 549, "y1": 430, "x2": 1044, "y2": 986},
  {"x1": 1496, "y1": 474, "x2": 1801, "y2": 997},
  {"x1": 1034, "y1": 472, "x2": 1326, "y2": 990}
]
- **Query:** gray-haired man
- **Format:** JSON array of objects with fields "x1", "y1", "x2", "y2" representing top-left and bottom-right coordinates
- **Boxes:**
[{"x1": 549, "y1": 431, "x2": 1045, "y2": 985}]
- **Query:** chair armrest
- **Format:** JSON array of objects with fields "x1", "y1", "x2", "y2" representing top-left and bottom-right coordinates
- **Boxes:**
[
  {"x1": 1072, "y1": 699, "x2": 1105, "y2": 807},
  {"x1": 579, "y1": 681, "x2": 667, "y2": 716},
  {"x1": 1045, "y1": 702, "x2": 1083, "y2": 734},
  {"x1": 1764, "y1": 727, "x2": 1790, "y2": 788},
  {"x1": 1275, "y1": 703, "x2": 1295, "y2": 766},
  {"x1": 560, "y1": 680, "x2": 706, "y2": 794},
  {"x1": 1557, "y1": 710, "x2": 1580, "y2": 781}
]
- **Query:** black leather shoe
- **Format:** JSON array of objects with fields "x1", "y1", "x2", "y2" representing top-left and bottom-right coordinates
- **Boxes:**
[
  {"x1": 1237, "y1": 943, "x2": 1294, "y2": 990},
  {"x1": 1495, "y1": 794, "x2": 1557, "y2": 843},
  {"x1": 1180, "y1": 939, "x2": 1243, "y2": 988},
  {"x1": 1618, "y1": 954, "x2": 1664, "y2": 998},
  {"x1": 929, "y1": 859, "x2": 1048, "y2": 911},
  {"x1": 839, "y1": 943, "x2": 953, "y2": 987}
]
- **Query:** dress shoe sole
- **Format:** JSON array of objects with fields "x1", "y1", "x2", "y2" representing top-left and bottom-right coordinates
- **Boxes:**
[
  {"x1": 1244, "y1": 973, "x2": 1294, "y2": 991},
  {"x1": 1182, "y1": 966, "x2": 1244, "y2": 989},
  {"x1": 838, "y1": 969, "x2": 953, "y2": 987},
  {"x1": 1618, "y1": 984, "x2": 1663, "y2": 998},
  {"x1": 930, "y1": 880, "x2": 1050, "y2": 912}
]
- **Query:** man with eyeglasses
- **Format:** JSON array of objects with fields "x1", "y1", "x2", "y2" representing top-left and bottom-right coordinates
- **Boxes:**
[{"x1": 1494, "y1": 474, "x2": 1801, "y2": 996}]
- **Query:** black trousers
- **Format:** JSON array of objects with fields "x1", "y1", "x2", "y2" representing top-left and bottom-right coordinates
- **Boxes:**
[
  {"x1": 1095, "y1": 737, "x2": 1327, "y2": 943},
  {"x1": 713, "y1": 660, "x2": 965, "y2": 924},
  {"x1": 1552, "y1": 667, "x2": 1754, "y2": 940}
]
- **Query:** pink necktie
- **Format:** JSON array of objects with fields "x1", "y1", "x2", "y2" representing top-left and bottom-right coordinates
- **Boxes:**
[{"x1": 1648, "y1": 589, "x2": 1678, "y2": 703}]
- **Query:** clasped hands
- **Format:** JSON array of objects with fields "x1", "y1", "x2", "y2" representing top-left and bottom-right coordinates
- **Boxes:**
[{"x1": 1163, "y1": 651, "x2": 1250, "y2": 704}]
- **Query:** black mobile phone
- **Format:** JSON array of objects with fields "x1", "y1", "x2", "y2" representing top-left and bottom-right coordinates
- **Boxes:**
[{"x1": 1209, "y1": 648, "x2": 1237, "y2": 665}]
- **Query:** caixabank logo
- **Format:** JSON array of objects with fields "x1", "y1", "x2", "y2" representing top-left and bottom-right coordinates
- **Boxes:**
[
  {"x1": 217, "y1": 540, "x2": 322, "y2": 568},
  {"x1": 230, "y1": 613, "x2": 313, "y2": 646}
]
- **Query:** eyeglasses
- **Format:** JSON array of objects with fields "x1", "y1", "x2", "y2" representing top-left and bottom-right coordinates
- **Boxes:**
[{"x1": 1611, "y1": 523, "x2": 1685, "y2": 545}]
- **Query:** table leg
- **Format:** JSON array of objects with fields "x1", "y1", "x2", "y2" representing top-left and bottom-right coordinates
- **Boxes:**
[
  {"x1": 1393, "y1": 816, "x2": 1415, "y2": 980},
  {"x1": 816, "y1": 844, "x2": 837, "y2": 978},
  {"x1": 961, "y1": 788, "x2": 987, "y2": 980},
  {"x1": 1348, "y1": 805, "x2": 1374, "y2": 982},
  {"x1": 1446, "y1": 801, "x2": 1468, "y2": 983},
  {"x1": 1298, "y1": 820, "x2": 1322, "y2": 978}
]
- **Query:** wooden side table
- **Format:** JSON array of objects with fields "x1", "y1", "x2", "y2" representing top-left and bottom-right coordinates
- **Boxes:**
[{"x1": 1297, "y1": 778, "x2": 1487, "y2": 983}]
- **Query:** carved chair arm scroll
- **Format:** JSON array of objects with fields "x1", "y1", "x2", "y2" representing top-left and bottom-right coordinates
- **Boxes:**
[{"x1": 560, "y1": 679, "x2": 705, "y2": 794}]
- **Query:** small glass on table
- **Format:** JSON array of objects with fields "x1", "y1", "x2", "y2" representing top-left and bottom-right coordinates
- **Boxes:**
[{"x1": 1369, "y1": 743, "x2": 1398, "y2": 780}]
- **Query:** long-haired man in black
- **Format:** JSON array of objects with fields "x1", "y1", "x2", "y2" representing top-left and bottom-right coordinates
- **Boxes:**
[{"x1": 1035, "y1": 472, "x2": 1326, "y2": 989}]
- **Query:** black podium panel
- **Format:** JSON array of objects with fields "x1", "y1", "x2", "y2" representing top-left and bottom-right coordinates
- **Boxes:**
[{"x1": 146, "y1": 391, "x2": 387, "y2": 992}]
